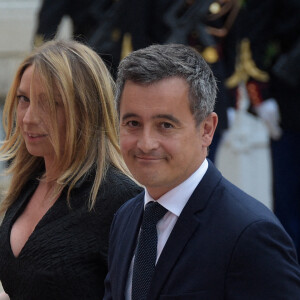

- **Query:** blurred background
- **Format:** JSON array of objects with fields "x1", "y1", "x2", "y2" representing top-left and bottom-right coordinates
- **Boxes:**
[{"x1": 0, "y1": 1, "x2": 300, "y2": 289}]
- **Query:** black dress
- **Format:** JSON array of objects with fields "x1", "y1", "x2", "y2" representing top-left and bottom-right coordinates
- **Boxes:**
[{"x1": 0, "y1": 166, "x2": 142, "y2": 300}]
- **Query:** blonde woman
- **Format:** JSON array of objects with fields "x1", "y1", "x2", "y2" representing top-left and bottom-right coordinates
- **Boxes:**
[{"x1": 0, "y1": 40, "x2": 141, "y2": 300}]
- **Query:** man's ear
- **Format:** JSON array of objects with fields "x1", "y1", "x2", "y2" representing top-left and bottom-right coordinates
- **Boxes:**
[{"x1": 201, "y1": 112, "x2": 218, "y2": 147}]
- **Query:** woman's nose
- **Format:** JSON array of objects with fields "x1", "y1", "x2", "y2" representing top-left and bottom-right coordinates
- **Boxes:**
[{"x1": 22, "y1": 104, "x2": 40, "y2": 125}]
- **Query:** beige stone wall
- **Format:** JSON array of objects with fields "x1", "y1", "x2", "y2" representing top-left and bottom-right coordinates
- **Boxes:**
[
  {"x1": 0, "y1": 0, "x2": 41, "y2": 99},
  {"x1": 0, "y1": 0, "x2": 72, "y2": 99}
]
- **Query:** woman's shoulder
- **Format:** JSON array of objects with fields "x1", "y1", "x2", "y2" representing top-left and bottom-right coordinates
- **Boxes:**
[
  {"x1": 92, "y1": 165, "x2": 142, "y2": 213},
  {"x1": 102, "y1": 166, "x2": 143, "y2": 200},
  {"x1": 89, "y1": 167, "x2": 142, "y2": 229}
]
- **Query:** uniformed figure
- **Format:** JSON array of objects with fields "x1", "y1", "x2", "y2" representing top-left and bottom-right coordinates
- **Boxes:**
[
  {"x1": 225, "y1": 0, "x2": 300, "y2": 257},
  {"x1": 34, "y1": 0, "x2": 98, "y2": 45},
  {"x1": 34, "y1": 0, "x2": 127, "y2": 77}
]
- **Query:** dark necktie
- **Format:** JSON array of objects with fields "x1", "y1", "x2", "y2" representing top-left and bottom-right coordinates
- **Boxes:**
[{"x1": 132, "y1": 201, "x2": 168, "y2": 300}]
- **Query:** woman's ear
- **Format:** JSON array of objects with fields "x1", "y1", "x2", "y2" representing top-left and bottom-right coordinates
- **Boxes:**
[{"x1": 201, "y1": 112, "x2": 218, "y2": 147}]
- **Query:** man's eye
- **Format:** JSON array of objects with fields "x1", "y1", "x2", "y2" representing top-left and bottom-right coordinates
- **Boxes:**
[
  {"x1": 161, "y1": 122, "x2": 173, "y2": 129},
  {"x1": 128, "y1": 120, "x2": 140, "y2": 127}
]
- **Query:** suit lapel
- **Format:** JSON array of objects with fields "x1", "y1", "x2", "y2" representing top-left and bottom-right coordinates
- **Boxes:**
[
  {"x1": 148, "y1": 161, "x2": 222, "y2": 299},
  {"x1": 117, "y1": 193, "x2": 144, "y2": 297}
]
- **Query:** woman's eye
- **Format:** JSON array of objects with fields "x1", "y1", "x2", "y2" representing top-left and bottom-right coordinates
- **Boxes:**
[{"x1": 16, "y1": 95, "x2": 29, "y2": 103}]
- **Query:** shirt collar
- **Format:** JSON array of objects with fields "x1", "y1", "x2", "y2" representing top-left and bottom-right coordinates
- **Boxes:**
[{"x1": 144, "y1": 159, "x2": 208, "y2": 217}]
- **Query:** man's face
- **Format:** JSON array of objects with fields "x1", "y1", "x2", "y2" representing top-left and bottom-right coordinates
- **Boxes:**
[{"x1": 119, "y1": 77, "x2": 217, "y2": 199}]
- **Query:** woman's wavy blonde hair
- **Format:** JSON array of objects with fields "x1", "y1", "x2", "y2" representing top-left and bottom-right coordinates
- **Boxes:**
[{"x1": 0, "y1": 39, "x2": 130, "y2": 215}]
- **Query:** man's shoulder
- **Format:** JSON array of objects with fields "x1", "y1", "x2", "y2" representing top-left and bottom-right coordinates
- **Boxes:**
[
  {"x1": 192, "y1": 161, "x2": 280, "y2": 230},
  {"x1": 109, "y1": 191, "x2": 144, "y2": 242},
  {"x1": 210, "y1": 175, "x2": 281, "y2": 228}
]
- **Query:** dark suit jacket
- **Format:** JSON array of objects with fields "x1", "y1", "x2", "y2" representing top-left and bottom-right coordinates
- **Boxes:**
[{"x1": 104, "y1": 161, "x2": 300, "y2": 299}]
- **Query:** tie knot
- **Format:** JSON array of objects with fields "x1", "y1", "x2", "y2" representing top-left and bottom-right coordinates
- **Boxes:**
[{"x1": 142, "y1": 201, "x2": 168, "y2": 228}]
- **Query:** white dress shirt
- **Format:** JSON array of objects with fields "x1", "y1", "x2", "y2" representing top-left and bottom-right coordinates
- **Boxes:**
[{"x1": 125, "y1": 159, "x2": 208, "y2": 300}]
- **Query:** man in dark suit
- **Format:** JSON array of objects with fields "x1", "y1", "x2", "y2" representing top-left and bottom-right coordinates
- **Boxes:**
[{"x1": 104, "y1": 44, "x2": 300, "y2": 300}]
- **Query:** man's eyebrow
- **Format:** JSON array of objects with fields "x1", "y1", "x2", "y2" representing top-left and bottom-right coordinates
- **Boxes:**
[
  {"x1": 121, "y1": 113, "x2": 139, "y2": 121},
  {"x1": 154, "y1": 114, "x2": 181, "y2": 125},
  {"x1": 121, "y1": 113, "x2": 181, "y2": 125}
]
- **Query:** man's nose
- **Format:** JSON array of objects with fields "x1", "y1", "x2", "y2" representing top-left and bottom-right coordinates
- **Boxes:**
[{"x1": 137, "y1": 130, "x2": 159, "y2": 153}]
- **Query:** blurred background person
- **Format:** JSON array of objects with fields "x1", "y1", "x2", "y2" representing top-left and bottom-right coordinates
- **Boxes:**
[
  {"x1": 0, "y1": 40, "x2": 141, "y2": 300},
  {"x1": 33, "y1": 0, "x2": 129, "y2": 77},
  {"x1": 224, "y1": 0, "x2": 300, "y2": 257},
  {"x1": 33, "y1": 0, "x2": 98, "y2": 44}
]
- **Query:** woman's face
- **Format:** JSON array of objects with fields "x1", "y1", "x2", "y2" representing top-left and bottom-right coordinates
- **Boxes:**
[{"x1": 16, "y1": 65, "x2": 66, "y2": 165}]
